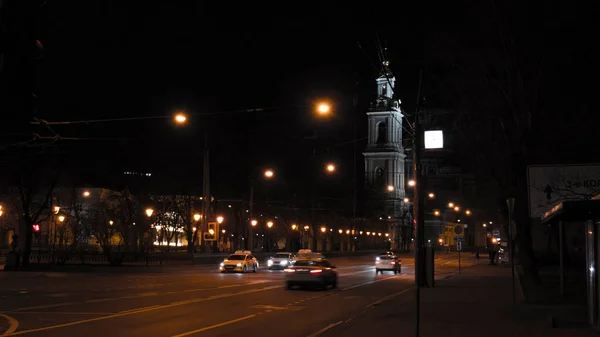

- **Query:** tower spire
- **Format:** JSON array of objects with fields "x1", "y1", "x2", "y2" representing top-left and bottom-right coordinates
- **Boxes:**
[{"x1": 380, "y1": 60, "x2": 393, "y2": 78}]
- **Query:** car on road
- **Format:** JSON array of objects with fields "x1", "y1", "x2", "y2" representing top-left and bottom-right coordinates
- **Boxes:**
[
  {"x1": 267, "y1": 252, "x2": 296, "y2": 270},
  {"x1": 375, "y1": 254, "x2": 401, "y2": 274},
  {"x1": 295, "y1": 249, "x2": 325, "y2": 260},
  {"x1": 284, "y1": 257, "x2": 338, "y2": 290},
  {"x1": 219, "y1": 250, "x2": 259, "y2": 273}
]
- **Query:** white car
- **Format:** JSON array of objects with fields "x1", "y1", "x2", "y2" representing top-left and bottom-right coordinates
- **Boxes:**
[
  {"x1": 219, "y1": 250, "x2": 259, "y2": 273},
  {"x1": 296, "y1": 249, "x2": 325, "y2": 260},
  {"x1": 375, "y1": 254, "x2": 401, "y2": 274},
  {"x1": 267, "y1": 252, "x2": 296, "y2": 270}
]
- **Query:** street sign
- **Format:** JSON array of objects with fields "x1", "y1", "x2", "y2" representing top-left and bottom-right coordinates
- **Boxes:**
[
  {"x1": 456, "y1": 238, "x2": 462, "y2": 251},
  {"x1": 492, "y1": 229, "x2": 500, "y2": 236},
  {"x1": 527, "y1": 164, "x2": 600, "y2": 218},
  {"x1": 454, "y1": 225, "x2": 464, "y2": 236}
]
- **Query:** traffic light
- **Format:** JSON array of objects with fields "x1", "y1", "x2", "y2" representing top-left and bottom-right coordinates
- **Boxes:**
[
  {"x1": 203, "y1": 222, "x2": 218, "y2": 242},
  {"x1": 32, "y1": 224, "x2": 41, "y2": 239}
]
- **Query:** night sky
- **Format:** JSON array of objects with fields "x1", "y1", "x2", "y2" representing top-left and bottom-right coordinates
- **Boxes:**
[{"x1": 2, "y1": 1, "x2": 598, "y2": 214}]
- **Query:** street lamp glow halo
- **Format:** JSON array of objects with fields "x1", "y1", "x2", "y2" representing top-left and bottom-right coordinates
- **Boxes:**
[{"x1": 174, "y1": 113, "x2": 187, "y2": 124}]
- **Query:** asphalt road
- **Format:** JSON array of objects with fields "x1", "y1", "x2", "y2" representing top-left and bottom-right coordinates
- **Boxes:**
[{"x1": 0, "y1": 252, "x2": 472, "y2": 337}]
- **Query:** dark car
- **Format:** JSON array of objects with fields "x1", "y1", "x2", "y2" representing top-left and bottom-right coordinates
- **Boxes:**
[{"x1": 284, "y1": 258, "x2": 338, "y2": 290}]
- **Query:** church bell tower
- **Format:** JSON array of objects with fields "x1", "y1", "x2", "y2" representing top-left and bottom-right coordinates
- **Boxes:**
[{"x1": 363, "y1": 61, "x2": 408, "y2": 250}]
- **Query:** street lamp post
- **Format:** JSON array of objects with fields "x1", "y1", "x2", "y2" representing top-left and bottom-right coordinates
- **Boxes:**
[{"x1": 413, "y1": 70, "x2": 424, "y2": 337}]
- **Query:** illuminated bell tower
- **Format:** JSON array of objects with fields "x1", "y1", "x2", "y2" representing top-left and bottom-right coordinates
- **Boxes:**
[{"x1": 363, "y1": 61, "x2": 407, "y2": 250}]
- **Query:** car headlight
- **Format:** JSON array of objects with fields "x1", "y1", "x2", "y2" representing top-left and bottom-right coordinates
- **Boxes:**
[
  {"x1": 236, "y1": 263, "x2": 242, "y2": 267},
  {"x1": 376, "y1": 257, "x2": 381, "y2": 261},
  {"x1": 267, "y1": 260, "x2": 273, "y2": 266},
  {"x1": 220, "y1": 263, "x2": 224, "y2": 267},
  {"x1": 280, "y1": 260, "x2": 288, "y2": 265}
]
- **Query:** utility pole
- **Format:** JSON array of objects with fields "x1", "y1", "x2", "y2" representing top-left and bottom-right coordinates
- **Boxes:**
[
  {"x1": 201, "y1": 133, "x2": 210, "y2": 252},
  {"x1": 248, "y1": 185, "x2": 254, "y2": 251},
  {"x1": 413, "y1": 70, "x2": 424, "y2": 337},
  {"x1": 352, "y1": 96, "x2": 358, "y2": 252}
]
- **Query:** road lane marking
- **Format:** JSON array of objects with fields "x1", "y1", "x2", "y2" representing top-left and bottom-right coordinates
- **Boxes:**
[
  {"x1": 3, "y1": 281, "x2": 270, "y2": 313},
  {"x1": 306, "y1": 321, "x2": 344, "y2": 337},
  {"x1": 0, "y1": 313, "x2": 18, "y2": 336},
  {"x1": 341, "y1": 275, "x2": 399, "y2": 290},
  {"x1": 9, "y1": 312, "x2": 114, "y2": 316},
  {"x1": 251, "y1": 305, "x2": 287, "y2": 310},
  {"x1": 0, "y1": 285, "x2": 281, "y2": 336},
  {"x1": 365, "y1": 287, "x2": 413, "y2": 308},
  {"x1": 170, "y1": 314, "x2": 257, "y2": 337},
  {"x1": 120, "y1": 305, "x2": 160, "y2": 313}
]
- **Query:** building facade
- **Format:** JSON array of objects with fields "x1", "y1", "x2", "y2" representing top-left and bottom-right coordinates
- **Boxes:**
[{"x1": 363, "y1": 62, "x2": 411, "y2": 251}]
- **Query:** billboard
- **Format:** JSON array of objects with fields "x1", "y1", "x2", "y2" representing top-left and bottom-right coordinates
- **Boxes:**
[{"x1": 527, "y1": 164, "x2": 600, "y2": 218}]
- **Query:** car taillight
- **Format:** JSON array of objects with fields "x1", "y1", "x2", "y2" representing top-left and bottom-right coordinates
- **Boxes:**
[
  {"x1": 375, "y1": 261, "x2": 380, "y2": 264},
  {"x1": 284, "y1": 268, "x2": 295, "y2": 272},
  {"x1": 310, "y1": 269, "x2": 323, "y2": 274}
]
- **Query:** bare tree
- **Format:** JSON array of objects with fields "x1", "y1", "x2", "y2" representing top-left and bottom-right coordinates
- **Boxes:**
[
  {"x1": 423, "y1": 0, "x2": 547, "y2": 283},
  {"x1": 7, "y1": 150, "x2": 61, "y2": 266}
]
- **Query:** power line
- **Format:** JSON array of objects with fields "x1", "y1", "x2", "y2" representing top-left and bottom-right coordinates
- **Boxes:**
[{"x1": 29, "y1": 106, "x2": 300, "y2": 126}]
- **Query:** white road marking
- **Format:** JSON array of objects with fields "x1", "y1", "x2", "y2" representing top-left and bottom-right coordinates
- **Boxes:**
[
  {"x1": 1, "y1": 285, "x2": 281, "y2": 336},
  {"x1": 170, "y1": 315, "x2": 257, "y2": 337},
  {"x1": 306, "y1": 321, "x2": 344, "y2": 337}
]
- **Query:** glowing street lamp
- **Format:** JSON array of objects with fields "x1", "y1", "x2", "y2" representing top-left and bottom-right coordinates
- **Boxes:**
[
  {"x1": 251, "y1": 219, "x2": 258, "y2": 227},
  {"x1": 454, "y1": 206, "x2": 460, "y2": 212},
  {"x1": 58, "y1": 215, "x2": 65, "y2": 223},
  {"x1": 320, "y1": 226, "x2": 327, "y2": 233},
  {"x1": 404, "y1": 198, "x2": 410, "y2": 203},
  {"x1": 264, "y1": 170, "x2": 274, "y2": 179},
  {"x1": 338, "y1": 229, "x2": 343, "y2": 234},
  {"x1": 217, "y1": 216, "x2": 224, "y2": 224},
  {"x1": 326, "y1": 163, "x2": 336, "y2": 173},
  {"x1": 109, "y1": 220, "x2": 114, "y2": 226},
  {"x1": 145, "y1": 208, "x2": 154, "y2": 217},
  {"x1": 194, "y1": 213, "x2": 201, "y2": 221},
  {"x1": 428, "y1": 192, "x2": 435, "y2": 199},
  {"x1": 174, "y1": 113, "x2": 187, "y2": 124},
  {"x1": 482, "y1": 223, "x2": 487, "y2": 228},
  {"x1": 465, "y1": 209, "x2": 472, "y2": 216},
  {"x1": 83, "y1": 190, "x2": 90, "y2": 197},
  {"x1": 387, "y1": 185, "x2": 395, "y2": 192},
  {"x1": 434, "y1": 210, "x2": 441, "y2": 216},
  {"x1": 408, "y1": 180, "x2": 416, "y2": 187},
  {"x1": 448, "y1": 202, "x2": 454, "y2": 208},
  {"x1": 316, "y1": 102, "x2": 331, "y2": 116},
  {"x1": 267, "y1": 221, "x2": 274, "y2": 228},
  {"x1": 291, "y1": 224, "x2": 298, "y2": 230}
]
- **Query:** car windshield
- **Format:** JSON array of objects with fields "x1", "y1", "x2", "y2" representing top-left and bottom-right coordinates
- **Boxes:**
[
  {"x1": 275, "y1": 253, "x2": 290, "y2": 258},
  {"x1": 379, "y1": 256, "x2": 394, "y2": 260},
  {"x1": 294, "y1": 260, "x2": 324, "y2": 267},
  {"x1": 227, "y1": 255, "x2": 245, "y2": 260}
]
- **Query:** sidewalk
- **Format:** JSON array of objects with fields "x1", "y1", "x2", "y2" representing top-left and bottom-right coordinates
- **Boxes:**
[{"x1": 322, "y1": 264, "x2": 598, "y2": 337}]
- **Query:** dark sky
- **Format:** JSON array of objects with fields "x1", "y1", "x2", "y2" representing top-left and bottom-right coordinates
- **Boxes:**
[
  {"x1": 26, "y1": 3, "x2": 425, "y2": 198},
  {"x1": 3, "y1": 1, "x2": 597, "y2": 214}
]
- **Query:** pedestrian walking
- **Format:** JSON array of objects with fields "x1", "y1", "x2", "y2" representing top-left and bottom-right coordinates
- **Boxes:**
[{"x1": 475, "y1": 249, "x2": 480, "y2": 265}]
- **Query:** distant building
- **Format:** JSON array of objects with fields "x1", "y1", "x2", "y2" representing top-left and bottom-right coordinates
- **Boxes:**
[{"x1": 363, "y1": 61, "x2": 411, "y2": 251}]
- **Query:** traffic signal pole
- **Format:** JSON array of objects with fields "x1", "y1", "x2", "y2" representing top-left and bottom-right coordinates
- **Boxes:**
[{"x1": 413, "y1": 70, "x2": 424, "y2": 337}]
